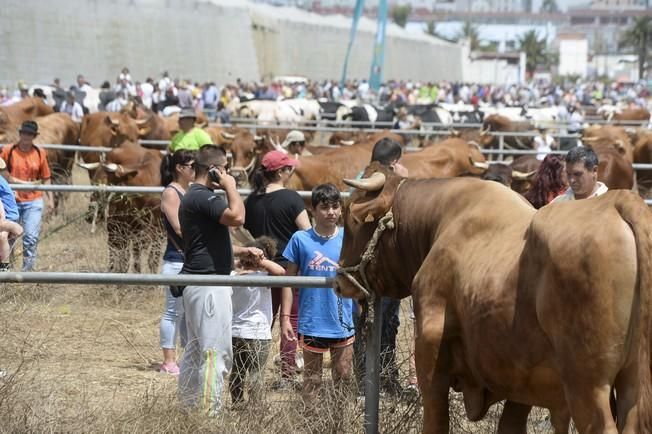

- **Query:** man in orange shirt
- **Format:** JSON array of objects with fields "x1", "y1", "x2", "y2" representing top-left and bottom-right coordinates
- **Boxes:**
[{"x1": 0, "y1": 121, "x2": 54, "y2": 271}]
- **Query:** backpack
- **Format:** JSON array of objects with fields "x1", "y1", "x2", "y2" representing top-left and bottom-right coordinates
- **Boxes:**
[{"x1": 6, "y1": 144, "x2": 43, "y2": 174}]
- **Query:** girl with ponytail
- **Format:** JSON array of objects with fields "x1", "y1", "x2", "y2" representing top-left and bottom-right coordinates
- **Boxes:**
[{"x1": 158, "y1": 149, "x2": 195, "y2": 375}]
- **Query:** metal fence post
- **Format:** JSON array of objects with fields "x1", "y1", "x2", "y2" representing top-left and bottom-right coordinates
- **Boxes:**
[
  {"x1": 498, "y1": 134, "x2": 505, "y2": 162},
  {"x1": 364, "y1": 295, "x2": 383, "y2": 434}
]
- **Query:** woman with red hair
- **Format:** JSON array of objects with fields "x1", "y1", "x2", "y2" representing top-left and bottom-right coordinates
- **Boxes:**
[{"x1": 524, "y1": 154, "x2": 568, "y2": 209}]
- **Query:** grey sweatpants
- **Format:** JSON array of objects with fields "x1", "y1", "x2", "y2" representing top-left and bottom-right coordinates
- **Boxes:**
[{"x1": 178, "y1": 285, "x2": 233, "y2": 414}]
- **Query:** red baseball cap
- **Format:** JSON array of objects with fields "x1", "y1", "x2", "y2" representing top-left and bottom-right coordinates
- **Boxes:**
[{"x1": 261, "y1": 150, "x2": 299, "y2": 171}]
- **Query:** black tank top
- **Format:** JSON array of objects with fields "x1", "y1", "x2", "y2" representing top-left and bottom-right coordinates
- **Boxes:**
[{"x1": 162, "y1": 184, "x2": 184, "y2": 262}]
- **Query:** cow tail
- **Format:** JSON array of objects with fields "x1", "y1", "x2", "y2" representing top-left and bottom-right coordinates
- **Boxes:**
[{"x1": 615, "y1": 192, "x2": 652, "y2": 432}]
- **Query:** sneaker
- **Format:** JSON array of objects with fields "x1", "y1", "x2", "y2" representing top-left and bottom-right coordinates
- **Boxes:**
[
  {"x1": 159, "y1": 362, "x2": 180, "y2": 375},
  {"x1": 0, "y1": 263, "x2": 10, "y2": 272}
]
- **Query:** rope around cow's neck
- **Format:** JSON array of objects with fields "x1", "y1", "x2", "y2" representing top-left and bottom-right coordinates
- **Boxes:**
[{"x1": 337, "y1": 179, "x2": 405, "y2": 328}]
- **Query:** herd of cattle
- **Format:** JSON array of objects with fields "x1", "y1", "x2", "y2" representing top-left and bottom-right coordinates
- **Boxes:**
[
  {"x1": 2, "y1": 97, "x2": 652, "y2": 274},
  {"x1": 5, "y1": 95, "x2": 652, "y2": 431}
]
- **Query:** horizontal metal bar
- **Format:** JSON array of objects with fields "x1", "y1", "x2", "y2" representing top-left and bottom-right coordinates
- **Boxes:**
[
  {"x1": 0, "y1": 144, "x2": 115, "y2": 152},
  {"x1": 229, "y1": 116, "x2": 650, "y2": 128},
  {"x1": 7, "y1": 184, "x2": 352, "y2": 198},
  {"x1": 234, "y1": 124, "x2": 588, "y2": 138},
  {"x1": 139, "y1": 140, "x2": 170, "y2": 146},
  {"x1": 0, "y1": 271, "x2": 334, "y2": 287},
  {"x1": 480, "y1": 149, "x2": 567, "y2": 155}
]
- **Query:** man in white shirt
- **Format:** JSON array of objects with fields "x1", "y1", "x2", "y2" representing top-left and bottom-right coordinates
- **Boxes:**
[
  {"x1": 140, "y1": 78, "x2": 154, "y2": 109},
  {"x1": 552, "y1": 147, "x2": 607, "y2": 203},
  {"x1": 59, "y1": 92, "x2": 84, "y2": 122},
  {"x1": 158, "y1": 71, "x2": 172, "y2": 96},
  {"x1": 533, "y1": 127, "x2": 556, "y2": 161}
]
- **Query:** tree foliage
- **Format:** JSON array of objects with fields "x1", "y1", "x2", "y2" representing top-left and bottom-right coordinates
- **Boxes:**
[
  {"x1": 457, "y1": 21, "x2": 481, "y2": 51},
  {"x1": 518, "y1": 30, "x2": 549, "y2": 75},
  {"x1": 391, "y1": 4, "x2": 411, "y2": 28},
  {"x1": 540, "y1": 0, "x2": 559, "y2": 13},
  {"x1": 619, "y1": 17, "x2": 652, "y2": 80}
]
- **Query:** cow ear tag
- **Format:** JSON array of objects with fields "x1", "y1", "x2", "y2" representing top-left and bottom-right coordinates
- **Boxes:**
[{"x1": 364, "y1": 213, "x2": 375, "y2": 223}]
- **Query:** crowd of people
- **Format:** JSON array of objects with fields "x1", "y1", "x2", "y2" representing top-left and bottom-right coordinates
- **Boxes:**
[
  {"x1": 1, "y1": 67, "x2": 650, "y2": 121},
  {"x1": 0, "y1": 67, "x2": 623, "y2": 415},
  {"x1": 148, "y1": 126, "x2": 606, "y2": 415}
]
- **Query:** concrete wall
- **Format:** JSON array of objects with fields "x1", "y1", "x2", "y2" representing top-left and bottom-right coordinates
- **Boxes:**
[
  {"x1": 0, "y1": 0, "x2": 260, "y2": 88},
  {"x1": 247, "y1": 3, "x2": 463, "y2": 82},
  {"x1": 0, "y1": 0, "x2": 464, "y2": 88}
]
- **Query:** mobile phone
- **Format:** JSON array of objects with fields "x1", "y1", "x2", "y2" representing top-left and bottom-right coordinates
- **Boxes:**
[{"x1": 208, "y1": 168, "x2": 221, "y2": 184}]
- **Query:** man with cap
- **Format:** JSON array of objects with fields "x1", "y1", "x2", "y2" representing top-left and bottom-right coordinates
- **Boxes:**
[
  {"x1": 0, "y1": 121, "x2": 54, "y2": 271},
  {"x1": 169, "y1": 108, "x2": 212, "y2": 153},
  {"x1": 281, "y1": 130, "x2": 311, "y2": 159}
]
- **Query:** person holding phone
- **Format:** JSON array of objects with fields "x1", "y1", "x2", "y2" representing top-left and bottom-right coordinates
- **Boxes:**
[{"x1": 177, "y1": 144, "x2": 251, "y2": 415}]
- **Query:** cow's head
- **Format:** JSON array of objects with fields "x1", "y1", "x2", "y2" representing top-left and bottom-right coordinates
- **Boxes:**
[
  {"x1": 471, "y1": 159, "x2": 536, "y2": 189},
  {"x1": 335, "y1": 162, "x2": 403, "y2": 300},
  {"x1": 229, "y1": 129, "x2": 265, "y2": 187},
  {"x1": 478, "y1": 124, "x2": 493, "y2": 147}
]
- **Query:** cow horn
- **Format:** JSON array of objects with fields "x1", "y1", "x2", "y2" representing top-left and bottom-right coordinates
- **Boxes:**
[
  {"x1": 135, "y1": 118, "x2": 149, "y2": 126},
  {"x1": 467, "y1": 140, "x2": 482, "y2": 151},
  {"x1": 340, "y1": 140, "x2": 355, "y2": 146},
  {"x1": 479, "y1": 126, "x2": 490, "y2": 136},
  {"x1": 221, "y1": 131, "x2": 235, "y2": 140},
  {"x1": 581, "y1": 136, "x2": 599, "y2": 142},
  {"x1": 108, "y1": 117, "x2": 120, "y2": 127},
  {"x1": 343, "y1": 172, "x2": 386, "y2": 191},
  {"x1": 76, "y1": 161, "x2": 100, "y2": 170},
  {"x1": 254, "y1": 135, "x2": 263, "y2": 141},
  {"x1": 512, "y1": 170, "x2": 536, "y2": 180},
  {"x1": 102, "y1": 163, "x2": 119, "y2": 172},
  {"x1": 450, "y1": 129, "x2": 461, "y2": 137},
  {"x1": 469, "y1": 157, "x2": 489, "y2": 170}
]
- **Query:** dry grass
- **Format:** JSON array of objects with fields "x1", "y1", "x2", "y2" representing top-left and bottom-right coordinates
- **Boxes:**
[{"x1": 0, "y1": 167, "x2": 563, "y2": 433}]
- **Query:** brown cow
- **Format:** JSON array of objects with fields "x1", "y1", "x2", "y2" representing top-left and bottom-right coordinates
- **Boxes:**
[
  {"x1": 204, "y1": 126, "x2": 236, "y2": 149},
  {"x1": 472, "y1": 157, "x2": 537, "y2": 193},
  {"x1": 78, "y1": 142, "x2": 163, "y2": 273},
  {"x1": 0, "y1": 97, "x2": 54, "y2": 143},
  {"x1": 286, "y1": 138, "x2": 486, "y2": 191},
  {"x1": 592, "y1": 143, "x2": 635, "y2": 190},
  {"x1": 611, "y1": 108, "x2": 651, "y2": 122},
  {"x1": 121, "y1": 101, "x2": 173, "y2": 141},
  {"x1": 336, "y1": 165, "x2": 652, "y2": 434},
  {"x1": 401, "y1": 138, "x2": 486, "y2": 179},
  {"x1": 582, "y1": 125, "x2": 633, "y2": 163},
  {"x1": 479, "y1": 114, "x2": 533, "y2": 151},
  {"x1": 78, "y1": 112, "x2": 146, "y2": 165},
  {"x1": 34, "y1": 113, "x2": 80, "y2": 178},
  {"x1": 329, "y1": 130, "x2": 406, "y2": 147},
  {"x1": 34, "y1": 113, "x2": 81, "y2": 211},
  {"x1": 633, "y1": 129, "x2": 652, "y2": 192}
]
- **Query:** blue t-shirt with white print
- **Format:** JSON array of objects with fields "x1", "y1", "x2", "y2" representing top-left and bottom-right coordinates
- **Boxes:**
[
  {"x1": 0, "y1": 175, "x2": 18, "y2": 222},
  {"x1": 283, "y1": 228, "x2": 354, "y2": 339}
]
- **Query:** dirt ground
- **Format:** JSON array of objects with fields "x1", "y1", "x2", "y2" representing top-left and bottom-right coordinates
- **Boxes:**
[{"x1": 0, "y1": 167, "x2": 559, "y2": 433}]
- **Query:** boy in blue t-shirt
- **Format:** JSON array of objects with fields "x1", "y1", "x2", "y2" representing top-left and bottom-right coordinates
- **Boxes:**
[{"x1": 281, "y1": 183, "x2": 354, "y2": 403}]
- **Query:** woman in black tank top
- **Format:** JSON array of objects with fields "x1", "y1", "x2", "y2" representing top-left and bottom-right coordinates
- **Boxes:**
[{"x1": 158, "y1": 149, "x2": 196, "y2": 375}]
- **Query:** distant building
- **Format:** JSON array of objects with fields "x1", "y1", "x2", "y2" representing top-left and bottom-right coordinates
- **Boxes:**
[
  {"x1": 590, "y1": 0, "x2": 646, "y2": 9},
  {"x1": 557, "y1": 33, "x2": 588, "y2": 77}
]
